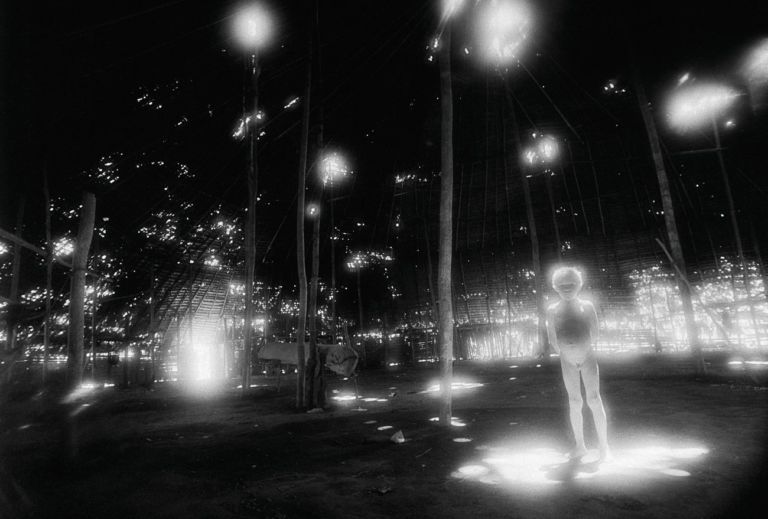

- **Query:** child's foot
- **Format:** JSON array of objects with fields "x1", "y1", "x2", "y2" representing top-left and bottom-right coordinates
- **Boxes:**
[
  {"x1": 598, "y1": 445, "x2": 613, "y2": 463},
  {"x1": 567, "y1": 445, "x2": 589, "y2": 460}
]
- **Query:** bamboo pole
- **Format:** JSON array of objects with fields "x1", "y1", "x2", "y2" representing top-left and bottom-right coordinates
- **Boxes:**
[
  {"x1": 437, "y1": 25, "x2": 455, "y2": 425},
  {"x1": 68, "y1": 192, "x2": 96, "y2": 387}
]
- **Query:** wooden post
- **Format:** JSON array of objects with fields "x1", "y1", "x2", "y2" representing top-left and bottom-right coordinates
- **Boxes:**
[
  {"x1": 43, "y1": 177, "x2": 52, "y2": 384},
  {"x1": 635, "y1": 79, "x2": 703, "y2": 374},
  {"x1": 149, "y1": 269, "x2": 156, "y2": 384},
  {"x1": 438, "y1": 24, "x2": 455, "y2": 426},
  {"x1": 7, "y1": 199, "x2": 24, "y2": 356},
  {"x1": 305, "y1": 208, "x2": 324, "y2": 408},
  {"x1": 67, "y1": 192, "x2": 96, "y2": 387},
  {"x1": 243, "y1": 50, "x2": 261, "y2": 396},
  {"x1": 295, "y1": 7, "x2": 313, "y2": 407}
]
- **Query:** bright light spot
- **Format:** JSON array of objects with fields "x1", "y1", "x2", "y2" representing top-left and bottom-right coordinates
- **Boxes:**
[
  {"x1": 232, "y1": 3, "x2": 274, "y2": 50},
  {"x1": 457, "y1": 465, "x2": 489, "y2": 477},
  {"x1": 454, "y1": 437, "x2": 473, "y2": 443},
  {"x1": 54, "y1": 237, "x2": 75, "y2": 257},
  {"x1": 678, "y1": 72, "x2": 690, "y2": 85},
  {"x1": 740, "y1": 38, "x2": 768, "y2": 107},
  {"x1": 666, "y1": 82, "x2": 740, "y2": 131},
  {"x1": 538, "y1": 136, "x2": 558, "y2": 161},
  {"x1": 421, "y1": 381, "x2": 484, "y2": 394},
  {"x1": 453, "y1": 440, "x2": 709, "y2": 490},
  {"x1": 509, "y1": 365, "x2": 519, "y2": 368},
  {"x1": 475, "y1": 0, "x2": 533, "y2": 65},
  {"x1": 306, "y1": 203, "x2": 320, "y2": 218},
  {"x1": 442, "y1": 0, "x2": 466, "y2": 19},
  {"x1": 62, "y1": 382, "x2": 98, "y2": 404},
  {"x1": 332, "y1": 394, "x2": 358, "y2": 401},
  {"x1": 283, "y1": 96, "x2": 300, "y2": 109},
  {"x1": 725, "y1": 119, "x2": 735, "y2": 128},
  {"x1": 377, "y1": 425, "x2": 394, "y2": 431},
  {"x1": 0, "y1": 242, "x2": 9, "y2": 256},
  {"x1": 509, "y1": 377, "x2": 517, "y2": 381},
  {"x1": 364, "y1": 420, "x2": 377, "y2": 424},
  {"x1": 321, "y1": 151, "x2": 351, "y2": 186},
  {"x1": 660, "y1": 468, "x2": 690, "y2": 477}
]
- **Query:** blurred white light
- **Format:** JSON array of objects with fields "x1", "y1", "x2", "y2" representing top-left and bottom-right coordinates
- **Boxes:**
[
  {"x1": 667, "y1": 82, "x2": 740, "y2": 131},
  {"x1": 537, "y1": 135, "x2": 559, "y2": 161},
  {"x1": 306, "y1": 203, "x2": 320, "y2": 218},
  {"x1": 475, "y1": 0, "x2": 533, "y2": 65},
  {"x1": 232, "y1": 3, "x2": 274, "y2": 50},
  {"x1": 442, "y1": 0, "x2": 466, "y2": 19},
  {"x1": 740, "y1": 38, "x2": 768, "y2": 107},
  {"x1": 320, "y1": 151, "x2": 350, "y2": 185}
]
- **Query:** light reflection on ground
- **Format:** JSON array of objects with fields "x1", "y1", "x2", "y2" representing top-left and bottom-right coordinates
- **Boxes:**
[
  {"x1": 421, "y1": 381, "x2": 485, "y2": 394},
  {"x1": 452, "y1": 440, "x2": 709, "y2": 491}
]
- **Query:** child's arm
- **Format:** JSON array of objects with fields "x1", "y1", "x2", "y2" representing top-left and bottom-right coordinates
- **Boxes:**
[{"x1": 545, "y1": 304, "x2": 560, "y2": 354}]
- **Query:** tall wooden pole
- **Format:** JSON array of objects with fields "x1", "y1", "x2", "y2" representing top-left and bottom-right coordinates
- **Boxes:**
[
  {"x1": 243, "y1": 52, "x2": 261, "y2": 395},
  {"x1": 7, "y1": 199, "x2": 24, "y2": 355},
  {"x1": 295, "y1": 12, "x2": 313, "y2": 407},
  {"x1": 149, "y1": 269, "x2": 156, "y2": 384},
  {"x1": 438, "y1": 25, "x2": 455, "y2": 426},
  {"x1": 68, "y1": 192, "x2": 96, "y2": 387},
  {"x1": 305, "y1": 211, "x2": 324, "y2": 408},
  {"x1": 635, "y1": 79, "x2": 703, "y2": 374},
  {"x1": 43, "y1": 177, "x2": 52, "y2": 384}
]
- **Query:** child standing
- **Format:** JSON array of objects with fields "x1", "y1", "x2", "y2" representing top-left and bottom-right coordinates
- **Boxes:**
[{"x1": 545, "y1": 266, "x2": 610, "y2": 461}]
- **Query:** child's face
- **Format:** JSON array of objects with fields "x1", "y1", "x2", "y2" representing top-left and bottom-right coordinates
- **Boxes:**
[{"x1": 554, "y1": 279, "x2": 581, "y2": 300}]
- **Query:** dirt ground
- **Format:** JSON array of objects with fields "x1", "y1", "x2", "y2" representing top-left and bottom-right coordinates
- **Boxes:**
[{"x1": 2, "y1": 351, "x2": 768, "y2": 519}]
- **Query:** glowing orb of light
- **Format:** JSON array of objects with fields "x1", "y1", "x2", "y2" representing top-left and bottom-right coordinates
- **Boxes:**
[
  {"x1": 537, "y1": 136, "x2": 559, "y2": 162},
  {"x1": 306, "y1": 203, "x2": 320, "y2": 218},
  {"x1": 475, "y1": 0, "x2": 533, "y2": 66},
  {"x1": 320, "y1": 151, "x2": 350, "y2": 186},
  {"x1": 740, "y1": 38, "x2": 768, "y2": 106},
  {"x1": 232, "y1": 3, "x2": 274, "y2": 51},
  {"x1": 666, "y1": 82, "x2": 740, "y2": 131},
  {"x1": 522, "y1": 135, "x2": 559, "y2": 167}
]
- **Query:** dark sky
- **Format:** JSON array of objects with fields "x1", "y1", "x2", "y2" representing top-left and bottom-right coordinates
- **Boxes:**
[{"x1": 1, "y1": 0, "x2": 766, "y2": 280}]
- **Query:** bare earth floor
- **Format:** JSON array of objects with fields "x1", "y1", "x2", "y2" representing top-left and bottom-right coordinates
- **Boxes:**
[{"x1": 2, "y1": 352, "x2": 768, "y2": 519}]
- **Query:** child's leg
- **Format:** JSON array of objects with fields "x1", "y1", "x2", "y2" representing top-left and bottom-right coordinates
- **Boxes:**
[
  {"x1": 560, "y1": 359, "x2": 587, "y2": 457},
  {"x1": 581, "y1": 354, "x2": 609, "y2": 458}
]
